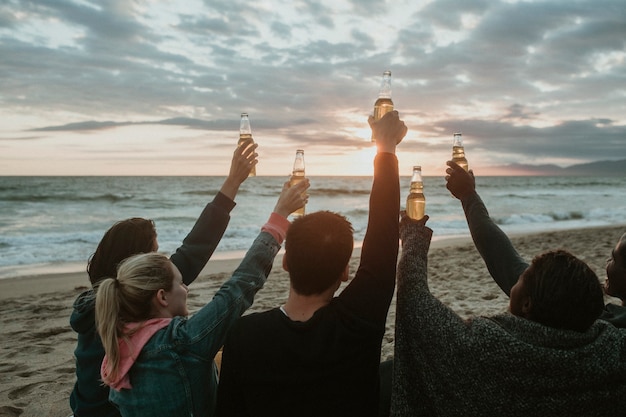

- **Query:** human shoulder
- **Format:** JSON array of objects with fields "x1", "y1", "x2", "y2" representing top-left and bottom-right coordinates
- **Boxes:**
[
  {"x1": 227, "y1": 308, "x2": 283, "y2": 339},
  {"x1": 70, "y1": 289, "x2": 96, "y2": 331}
]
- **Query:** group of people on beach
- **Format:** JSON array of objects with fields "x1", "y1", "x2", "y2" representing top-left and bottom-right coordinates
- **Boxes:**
[{"x1": 69, "y1": 112, "x2": 626, "y2": 417}]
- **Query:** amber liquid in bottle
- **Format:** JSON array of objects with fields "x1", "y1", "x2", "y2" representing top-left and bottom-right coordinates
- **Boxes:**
[
  {"x1": 452, "y1": 146, "x2": 468, "y2": 172},
  {"x1": 374, "y1": 97, "x2": 394, "y2": 122},
  {"x1": 371, "y1": 71, "x2": 393, "y2": 142},
  {"x1": 406, "y1": 166, "x2": 425, "y2": 220},
  {"x1": 239, "y1": 114, "x2": 256, "y2": 177},
  {"x1": 289, "y1": 171, "x2": 306, "y2": 217},
  {"x1": 452, "y1": 133, "x2": 468, "y2": 172}
]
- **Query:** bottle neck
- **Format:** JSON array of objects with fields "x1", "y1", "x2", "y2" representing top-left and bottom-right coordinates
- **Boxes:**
[
  {"x1": 378, "y1": 72, "x2": 392, "y2": 99},
  {"x1": 293, "y1": 153, "x2": 305, "y2": 173},
  {"x1": 240, "y1": 115, "x2": 251, "y2": 135}
]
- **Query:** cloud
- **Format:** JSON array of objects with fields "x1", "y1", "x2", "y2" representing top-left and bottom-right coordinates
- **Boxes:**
[{"x1": 1, "y1": 0, "x2": 625, "y2": 174}]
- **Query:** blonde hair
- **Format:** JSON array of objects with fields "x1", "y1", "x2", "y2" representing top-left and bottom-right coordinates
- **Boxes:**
[{"x1": 95, "y1": 252, "x2": 174, "y2": 384}]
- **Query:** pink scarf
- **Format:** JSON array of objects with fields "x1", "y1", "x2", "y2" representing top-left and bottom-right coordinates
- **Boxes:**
[{"x1": 101, "y1": 317, "x2": 172, "y2": 391}]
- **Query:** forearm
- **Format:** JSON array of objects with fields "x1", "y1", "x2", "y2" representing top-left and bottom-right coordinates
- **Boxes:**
[
  {"x1": 396, "y1": 222, "x2": 433, "y2": 304},
  {"x1": 461, "y1": 191, "x2": 529, "y2": 296},
  {"x1": 219, "y1": 176, "x2": 242, "y2": 202},
  {"x1": 171, "y1": 193, "x2": 235, "y2": 285},
  {"x1": 394, "y1": 222, "x2": 476, "y2": 415},
  {"x1": 393, "y1": 222, "x2": 435, "y2": 415},
  {"x1": 186, "y1": 231, "x2": 280, "y2": 354},
  {"x1": 339, "y1": 152, "x2": 400, "y2": 322}
]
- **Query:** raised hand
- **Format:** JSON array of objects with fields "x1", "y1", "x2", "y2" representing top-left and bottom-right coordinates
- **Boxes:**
[
  {"x1": 273, "y1": 179, "x2": 310, "y2": 218},
  {"x1": 445, "y1": 160, "x2": 476, "y2": 201},
  {"x1": 220, "y1": 138, "x2": 259, "y2": 200},
  {"x1": 368, "y1": 111, "x2": 407, "y2": 153}
]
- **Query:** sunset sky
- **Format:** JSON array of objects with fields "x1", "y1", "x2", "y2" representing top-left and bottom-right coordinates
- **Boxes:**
[{"x1": 1, "y1": 0, "x2": 625, "y2": 176}]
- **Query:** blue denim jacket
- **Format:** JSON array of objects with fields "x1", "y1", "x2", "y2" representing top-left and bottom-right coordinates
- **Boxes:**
[{"x1": 109, "y1": 231, "x2": 280, "y2": 417}]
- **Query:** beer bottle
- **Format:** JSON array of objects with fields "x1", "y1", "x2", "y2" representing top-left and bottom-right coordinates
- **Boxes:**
[
  {"x1": 452, "y1": 132, "x2": 468, "y2": 172},
  {"x1": 371, "y1": 70, "x2": 394, "y2": 142},
  {"x1": 289, "y1": 149, "x2": 306, "y2": 217},
  {"x1": 406, "y1": 166, "x2": 425, "y2": 220},
  {"x1": 239, "y1": 113, "x2": 256, "y2": 177}
]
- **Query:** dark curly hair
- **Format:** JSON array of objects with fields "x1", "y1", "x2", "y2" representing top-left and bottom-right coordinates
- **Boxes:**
[{"x1": 524, "y1": 250, "x2": 604, "y2": 332}]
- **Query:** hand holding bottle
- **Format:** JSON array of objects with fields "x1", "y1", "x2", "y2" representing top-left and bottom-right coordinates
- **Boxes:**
[
  {"x1": 445, "y1": 161, "x2": 476, "y2": 201},
  {"x1": 219, "y1": 138, "x2": 259, "y2": 200},
  {"x1": 273, "y1": 179, "x2": 310, "y2": 219},
  {"x1": 368, "y1": 111, "x2": 407, "y2": 153}
]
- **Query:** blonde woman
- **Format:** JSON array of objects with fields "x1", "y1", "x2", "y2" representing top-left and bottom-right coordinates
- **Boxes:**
[{"x1": 95, "y1": 179, "x2": 309, "y2": 417}]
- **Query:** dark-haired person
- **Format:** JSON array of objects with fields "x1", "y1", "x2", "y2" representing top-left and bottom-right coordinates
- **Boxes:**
[
  {"x1": 216, "y1": 111, "x2": 408, "y2": 417},
  {"x1": 391, "y1": 212, "x2": 626, "y2": 416},
  {"x1": 69, "y1": 139, "x2": 257, "y2": 417},
  {"x1": 445, "y1": 160, "x2": 626, "y2": 327}
]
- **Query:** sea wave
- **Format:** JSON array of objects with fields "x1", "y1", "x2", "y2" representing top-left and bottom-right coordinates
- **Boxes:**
[
  {"x1": 496, "y1": 211, "x2": 586, "y2": 225},
  {"x1": 181, "y1": 189, "x2": 222, "y2": 196},
  {"x1": 312, "y1": 188, "x2": 371, "y2": 197},
  {"x1": 2, "y1": 193, "x2": 134, "y2": 203}
]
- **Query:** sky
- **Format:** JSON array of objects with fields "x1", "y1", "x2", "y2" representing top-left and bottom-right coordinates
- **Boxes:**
[{"x1": 1, "y1": 0, "x2": 625, "y2": 176}]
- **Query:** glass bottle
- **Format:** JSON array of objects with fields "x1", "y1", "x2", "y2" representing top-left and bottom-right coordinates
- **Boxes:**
[
  {"x1": 289, "y1": 149, "x2": 306, "y2": 217},
  {"x1": 452, "y1": 132, "x2": 468, "y2": 172},
  {"x1": 371, "y1": 70, "x2": 394, "y2": 142},
  {"x1": 239, "y1": 113, "x2": 256, "y2": 177},
  {"x1": 406, "y1": 166, "x2": 425, "y2": 220}
]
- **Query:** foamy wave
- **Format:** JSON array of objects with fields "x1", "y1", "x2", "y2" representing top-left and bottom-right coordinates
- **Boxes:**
[
  {"x1": 3, "y1": 193, "x2": 134, "y2": 203},
  {"x1": 497, "y1": 211, "x2": 586, "y2": 225}
]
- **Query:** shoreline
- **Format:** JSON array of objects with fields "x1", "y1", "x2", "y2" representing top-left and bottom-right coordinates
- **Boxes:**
[
  {"x1": 0, "y1": 224, "x2": 624, "y2": 417},
  {"x1": 0, "y1": 233, "x2": 481, "y2": 298}
]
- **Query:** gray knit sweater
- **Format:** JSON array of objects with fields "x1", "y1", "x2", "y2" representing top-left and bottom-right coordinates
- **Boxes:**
[{"x1": 391, "y1": 218, "x2": 626, "y2": 417}]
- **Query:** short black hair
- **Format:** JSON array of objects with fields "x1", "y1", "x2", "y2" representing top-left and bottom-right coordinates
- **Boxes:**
[
  {"x1": 524, "y1": 250, "x2": 604, "y2": 332},
  {"x1": 285, "y1": 211, "x2": 354, "y2": 295}
]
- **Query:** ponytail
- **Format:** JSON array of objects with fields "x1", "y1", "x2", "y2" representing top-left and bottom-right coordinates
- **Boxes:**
[
  {"x1": 96, "y1": 277, "x2": 123, "y2": 384},
  {"x1": 95, "y1": 252, "x2": 174, "y2": 385}
]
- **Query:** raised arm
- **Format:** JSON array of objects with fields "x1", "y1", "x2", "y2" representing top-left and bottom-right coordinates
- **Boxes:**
[
  {"x1": 446, "y1": 161, "x2": 529, "y2": 296},
  {"x1": 219, "y1": 137, "x2": 258, "y2": 201},
  {"x1": 171, "y1": 139, "x2": 259, "y2": 285},
  {"x1": 392, "y1": 213, "x2": 468, "y2": 416},
  {"x1": 339, "y1": 111, "x2": 407, "y2": 324},
  {"x1": 183, "y1": 179, "x2": 309, "y2": 356}
]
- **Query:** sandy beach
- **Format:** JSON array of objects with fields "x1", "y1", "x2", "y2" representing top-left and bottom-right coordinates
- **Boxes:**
[{"x1": 0, "y1": 225, "x2": 624, "y2": 417}]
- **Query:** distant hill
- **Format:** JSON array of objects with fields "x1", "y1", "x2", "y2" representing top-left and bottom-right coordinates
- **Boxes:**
[{"x1": 485, "y1": 159, "x2": 626, "y2": 176}]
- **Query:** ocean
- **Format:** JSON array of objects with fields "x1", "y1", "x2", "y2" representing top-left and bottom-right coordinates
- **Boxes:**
[{"x1": 0, "y1": 175, "x2": 624, "y2": 279}]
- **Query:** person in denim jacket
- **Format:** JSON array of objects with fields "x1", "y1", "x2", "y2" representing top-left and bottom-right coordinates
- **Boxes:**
[
  {"x1": 70, "y1": 138, "x2": 258, "y2": 417},
  {"x1": 95, "y1": 179, "x2": 309, "y2": 417}
]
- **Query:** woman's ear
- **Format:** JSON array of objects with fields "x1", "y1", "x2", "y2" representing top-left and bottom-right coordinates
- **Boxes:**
[{"x1": 155, "y1": 288, "x2": 168, "y2": 308}]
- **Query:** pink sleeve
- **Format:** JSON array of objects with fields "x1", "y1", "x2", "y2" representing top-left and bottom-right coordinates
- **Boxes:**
[{"x1": 261, "y1": 212, "x2": 290, "y2": 245}]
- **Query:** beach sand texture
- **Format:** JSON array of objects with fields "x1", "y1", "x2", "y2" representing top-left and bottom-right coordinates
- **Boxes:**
[{"x1": 0, "y1": 225, "x2": 623, "y2": 417}]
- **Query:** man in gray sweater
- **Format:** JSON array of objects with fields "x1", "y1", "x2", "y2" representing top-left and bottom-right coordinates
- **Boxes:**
[{"x1": 391, "y1": 178, "x2": 626, "y2": 415}]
